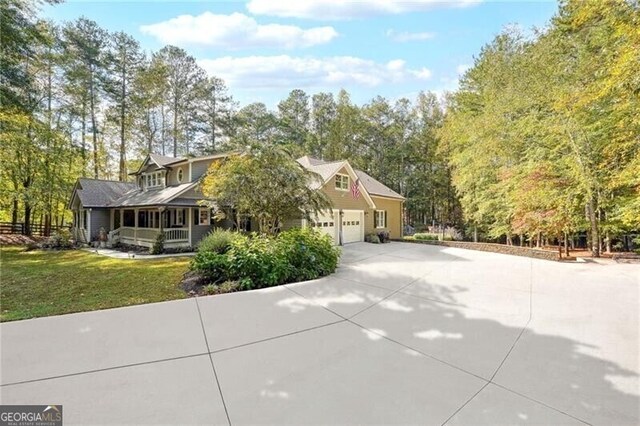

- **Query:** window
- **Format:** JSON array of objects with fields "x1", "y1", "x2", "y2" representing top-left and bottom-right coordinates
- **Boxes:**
[
  {"x1": 177, "y1": 168, "x2": 184, "y2": 183},
  {"x1": 375, "y1": 210, "x2": 387, "y2": 229},
  {"x1": 198, "y1": 208, "x2": 210, "y2": 225},
  {"x1": 144, "y1": 171, "x2": 165, "y2": 189},
  {"x1": 335, "y1": 174, "x2": 349, "y2": 191},
  {"x1": 176, "y1": 209, "x2": 184, "y2": 226},
  {"x1": 123, "y1": 210, "x2": 135, "y2": 227}
]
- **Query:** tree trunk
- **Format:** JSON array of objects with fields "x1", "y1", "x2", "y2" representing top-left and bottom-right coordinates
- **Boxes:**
[
  {"x1": 564, "y1": 232, "x2": 570, "y2": 257},
  {"x1": 89, "y1": 69, "x2": 99, "y2": 179},
  {"x1": 24, "y1": 202, "x2": 32, "y2": 236},
  {"x1": 473, "y1": 225, "x2": 478, "y2": 243},
  {"x1": 173, "y1": 96, "x2": 178, "y2": 157},
  {"x1": 605, "y1": 231, "x2": 611, "y2": 253},
  {"x1": 506, "y1": 234, "x2": 512, "y2": 246},
  {"x1": 119, "y1": 63, "x2": 127, "y2": 181},
  {"x1": 586, "y1": 197, "x2": 600, "y2": 257}
]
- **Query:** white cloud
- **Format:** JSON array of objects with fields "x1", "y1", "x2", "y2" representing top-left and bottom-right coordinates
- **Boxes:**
[
  {"x1": 386, "y1": 29, "x2": 435, "y2": 42},
  {"x1": 140, "y1": 12, "x2": 338, "y2": 49},
  {"x1": 247, "y1": 0, "x2": 481, "y2": 20},
  {"x1": 198, "y1": 55, "x2": 432, "y2": 89}
]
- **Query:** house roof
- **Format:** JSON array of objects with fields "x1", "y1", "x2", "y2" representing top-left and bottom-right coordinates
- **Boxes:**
[
  {"x1": 149, "y1": 153, "x2": 185, "y2": 167},
  {"x1": 70, "y1": 178, "x2": 138, "y2": 208},
  {"x1": 109, "y1": 182, "x2": 198, "y2": 208},
  {"x1": 297, "y1": 156, "x2": 405, "y2": 200},
  {"x1": 355, "y1": 170, "x2": 405, "y2": 200}
]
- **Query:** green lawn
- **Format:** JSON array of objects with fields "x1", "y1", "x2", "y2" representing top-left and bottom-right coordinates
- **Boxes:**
[{"x1": 0, "y1": 246, "x2": 190, "y2": 322}]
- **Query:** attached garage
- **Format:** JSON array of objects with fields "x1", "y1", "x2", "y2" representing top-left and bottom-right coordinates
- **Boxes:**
[
  {"x1": 308, "y1": 212, "x2": 337, "y2": 242},
  {"x1": 308, "y1": 210, "x2": 364, "y2": 245},
  {"x1": 340, "y1": 210, "x2": 364, "y2": 244}
]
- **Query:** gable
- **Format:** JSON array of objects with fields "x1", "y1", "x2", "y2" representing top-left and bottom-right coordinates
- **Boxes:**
[{"x1": 320, "y1": 166, "x2": 372, "y2": 211}]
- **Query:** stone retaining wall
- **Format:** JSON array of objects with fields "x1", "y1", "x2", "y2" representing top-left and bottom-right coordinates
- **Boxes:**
[{"x1": 399, "y1": 239, "x2": 561, "y2": 261}]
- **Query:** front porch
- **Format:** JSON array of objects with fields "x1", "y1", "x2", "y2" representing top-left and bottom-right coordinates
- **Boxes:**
[{"x1": 108, "y1": 206, "x2": 215, "y2": 249}]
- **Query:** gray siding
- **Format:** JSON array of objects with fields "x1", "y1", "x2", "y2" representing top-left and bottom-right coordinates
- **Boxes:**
[
  {"x1": 191, "y1": 160, "x2": 213, "y2": 180},
  {"x1": 90, "y1": 208, "x2": 111, "y2": 240},
  {"x1": 166, "y1": 165, "x2": 186, "y2": 186},
  {"x1": 191, "y1": 224, "x2": 214, "y2": 246}
]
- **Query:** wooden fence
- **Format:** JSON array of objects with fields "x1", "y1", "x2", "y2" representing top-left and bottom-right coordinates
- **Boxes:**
[{"x1": 0, "y1": 222, "x2": 70, "y2": 237}]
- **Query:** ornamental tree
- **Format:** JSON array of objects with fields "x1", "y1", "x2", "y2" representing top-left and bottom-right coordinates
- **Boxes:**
[{"x1": 201, "y1": 144, "x2": 332, "y2": 236}]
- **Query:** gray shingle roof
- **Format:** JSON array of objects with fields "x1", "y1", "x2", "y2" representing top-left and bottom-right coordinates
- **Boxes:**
[
  {"x1": 355, "y1": 170, "x2": 404, "y2": 200},
  {"x1": 149, "y1": 153, "x2": 185, "y2": 167},
  {"x1": 297, "y1": 157, "x2": 404, "y2": 200},
  {"x1": 74, "y1": 179, "x2": 138, "y2": 207},
  {"x1": 110, "y1": 182, "x2": 197, "y2": 207}
]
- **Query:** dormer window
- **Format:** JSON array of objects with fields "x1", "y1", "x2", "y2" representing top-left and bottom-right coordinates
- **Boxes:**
[
  {"x1": 335, "y1": 174, "x2": 349, "y2": 191},
  {"x1": 144, "y1": 171, "x2": 165, "y2": 189},
  {"x1": 177, "y1": 168, "x2": 184, "y2": 183}
]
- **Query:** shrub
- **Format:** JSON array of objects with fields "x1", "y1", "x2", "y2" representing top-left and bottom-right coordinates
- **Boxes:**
[
  {"x1": 42, "y1": 229, "x2": 74, "y2": 249},
  {"x1": 150, "y1": 232, "x2": 165, "y2": 254},
  {"x1": 377, "y1": 230, "x2": 390, "y2": 243},
  {"x1": 202, "y1": 280, "x2": 240, "y2": 295},
  {"x1": 188, "y1": 228, "x2": 341, "y2": 291},
  {"x1": 365, "y1": 233, "x2": 380, "y2": 244},
  {"x1": 276, "y1": 228, "x2": 340, "y2": 282},
  {"x1": 191, "y1": 251, "x2": 230, "y2": 283},
  {"x1": 414, "y1": 233, "x2": 439, "y2": 241},
  {"x1": 198, "y1": 229, "x2": 236, "y2": 254},
  {"x1": 226, "y1": 234, "x2": 289, "y2": 289}
]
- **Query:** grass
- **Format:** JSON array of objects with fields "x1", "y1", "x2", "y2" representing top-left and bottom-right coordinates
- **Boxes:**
[{"x1": 0, "y1": 246, "x2": 190, "y2": 322}]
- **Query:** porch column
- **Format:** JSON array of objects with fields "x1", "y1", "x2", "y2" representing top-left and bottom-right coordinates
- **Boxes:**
[
  {"x1": 120, "y1": 209, "x2": 124, "y2": 230},
  {"x1": 134, "y1": 208, "x2": 139, "y2": 243},
  {"x1": 87, "y1": 209, "x2": 92, "y2": 242},
  {"x1": 188, "y1": 208, "x2": 192, "y2": 246},
  {"x1": 110, "y1": 209, "x2": 114, "y2": 230}
]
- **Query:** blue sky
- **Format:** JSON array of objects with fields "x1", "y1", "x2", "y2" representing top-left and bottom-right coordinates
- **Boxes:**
[{"x1": 42, "y1": 0, "x2": 558, "y2": 107}]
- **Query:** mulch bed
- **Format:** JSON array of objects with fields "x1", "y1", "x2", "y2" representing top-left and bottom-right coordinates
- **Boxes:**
[{"x1": 0, "y1": 235, "x2": 44, "y2": 246}]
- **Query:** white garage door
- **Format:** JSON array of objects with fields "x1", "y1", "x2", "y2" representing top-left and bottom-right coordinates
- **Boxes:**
[
  {"x1": 341, "y1": 210, "x2": 364, "y2": 244},
  {"x1": 309, "y1": 213, "x2": 337, "y2": 243}
]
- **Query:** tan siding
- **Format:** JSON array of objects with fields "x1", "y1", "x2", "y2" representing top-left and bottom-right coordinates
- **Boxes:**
[
  {"x1": 282, "y1": 218, "x2": 303, "y2": 231},
  {"x1": 365, "y1": 196, "x2": 404, "y2": 239},
  {"x1": 319, "y1": 166, "x2": 370, "y2": 212}
]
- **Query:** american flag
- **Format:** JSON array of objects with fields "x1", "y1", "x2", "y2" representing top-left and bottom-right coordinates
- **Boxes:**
[{"x1": 351, "y1": 178, "x2": 361, "y2": 199}]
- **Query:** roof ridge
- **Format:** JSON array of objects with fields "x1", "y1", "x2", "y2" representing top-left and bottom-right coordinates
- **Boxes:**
[{"x1": 79, "y1": 177, "x2": 136, "y2": 184}]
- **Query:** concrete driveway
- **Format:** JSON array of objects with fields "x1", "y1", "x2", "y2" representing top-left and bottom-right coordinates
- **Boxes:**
[{"x1": 1, "y1": 242, "x2": 638, "y2": 425}]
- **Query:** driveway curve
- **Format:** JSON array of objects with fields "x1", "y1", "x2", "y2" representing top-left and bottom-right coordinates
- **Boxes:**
[{"x1": 1, "y1": 242, "x2": 638, "y2": 425}]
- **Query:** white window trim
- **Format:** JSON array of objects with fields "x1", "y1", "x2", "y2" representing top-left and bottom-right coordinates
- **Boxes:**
[
  {"x1": 144, "y1": 171, "x2": 165, "y2": 189},
  {"x1": 375, "y1": 210, "x2": 387, "y2": 229},
  {"x1": 177, "y1": 168, "x2": 184, "y2": 183},
  {"x1": 335, "y1": 174, "x2": 350, "y2": 191},
  {"x1": 198, "y1": 208, "x2": 210, "y2": 225}
]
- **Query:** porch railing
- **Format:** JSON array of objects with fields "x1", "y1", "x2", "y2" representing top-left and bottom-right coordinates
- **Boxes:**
[
  {"x1": 118, "y1": 227, "x2": 189, "y2": 243},
  {"x1": 108, "y1": 228, "x2": 120, "y2": 244},
  {"x1": 164, "y1": 228, "x2": 189, "y2": 242}
]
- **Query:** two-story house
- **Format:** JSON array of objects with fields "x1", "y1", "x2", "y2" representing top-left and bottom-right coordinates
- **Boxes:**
[{"x1": 68, "y1": 152, "x2": 405, "y2": 248}]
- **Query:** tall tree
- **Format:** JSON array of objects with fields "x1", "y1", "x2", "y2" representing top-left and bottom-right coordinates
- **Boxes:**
[
  {"x1": 277, "y1": 89, "x2": 310, "y2": 154},
  {"x1": 155, "y1": 45, "x2": 206, "y2": 157},
  {"x1": 105, "y1": 31, "x2": 142, "y2": 181},
  {"x1": 198, "y1": 76, "x2": 234, "y2": 153},
  {"x1": 310, "y1": 92, "x2": 336, "y2": 159},
  {"x1": 61, "y1": 17, "x2": 109, "y2": 178}
]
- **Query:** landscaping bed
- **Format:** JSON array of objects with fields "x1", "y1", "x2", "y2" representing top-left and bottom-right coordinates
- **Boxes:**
[{"x1": 184, "y1": 228, "x2": 341, "y2": 296}]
